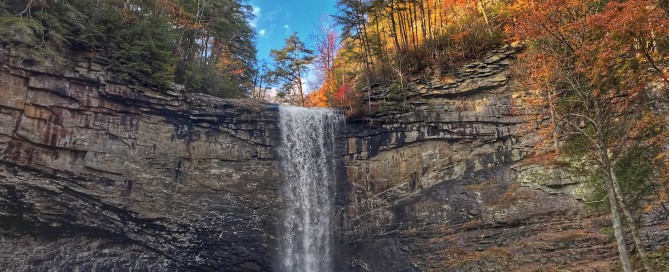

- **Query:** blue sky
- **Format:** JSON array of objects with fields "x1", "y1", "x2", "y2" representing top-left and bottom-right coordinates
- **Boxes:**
[{"x1": 250, "y1": 0, "x2": 338, "y2": 63}]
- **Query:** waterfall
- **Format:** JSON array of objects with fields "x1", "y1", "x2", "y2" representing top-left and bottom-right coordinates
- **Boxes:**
[{"x1": 277, "y1": 105, "x2": 341, "y2": 272}]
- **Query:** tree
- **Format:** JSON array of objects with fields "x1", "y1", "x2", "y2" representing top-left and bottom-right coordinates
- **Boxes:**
[
  {"x1": 508, "y1": 1, "x2": 669, "y2": 271},
  {"x1": 0, "y1": 0, "x2": 257, "y2": 97},
  {"x1": 252, "y1": 59, "x2": 274, "y2": 100},
  {"x1": 311, "y1": 18, "x2": 342, "y2": 107},
  {"x1": 579, "y1": 2, "x2": 669, "y2": 269},
  {"x1": 327, "y1": 0, "x2": 508, "y2": 109},
  {"x1": 173, "y1": 0, "x2": 257, "y2": 97},
  {"x1": 334, "y1": 0, "x2": 374, "y2": 109},
  {"x1": 269, "y1": 33, "x2": 316, "y2": 106}
]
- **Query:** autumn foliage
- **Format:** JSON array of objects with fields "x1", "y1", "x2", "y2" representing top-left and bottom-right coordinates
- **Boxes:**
[
  {"x1": 309, "y1": 0, "x2": 669, "y2": 268},
  {"x1": 305, "y1": 0, "x2": 509, "y2": 114},
  {"x1": 506, "y1": 1, "x2": 669, "y2": 270}
]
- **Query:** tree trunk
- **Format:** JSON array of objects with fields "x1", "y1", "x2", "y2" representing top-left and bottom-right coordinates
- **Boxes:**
[
  {"x1": 419, "y1": 0, "x2": 427, "y2": 44},
  {"x1": 397, "y1": 4, "x2": 409, "y2": 51},
  {"x1": 352, "y1": 19, "x2": 373, "y2": 110},
  {"x1": 388, "y1": 1, "x2": 402, "y2": 53},
  {"x1": 592, "y1": 93, "x2": 634, "y2": 272},
  {"x1": 426, "y1": 0, "x2": 434, "y2": 52},
  {"x1": 356, "y1": 0, "x2": 375, "y2": 77},
  {"x1": 477, "y1": 0, "x2": 493, "y2": 36},
  {"x1": 600, "y1": 146, "x2": 634, "y2": 272},
  {"x1": 356, "y1": 26, "x2": 373, "y2": 111},
  {"x1": 548, "y1": 90, "x2": 560, "y2": 154},
  {"x1": 437, "y1": 0, "x2": 446, "y2": 50},
  {"x1": 610, "y1": 168, "x2": 652, "y2": 272},
  {"x1": 375, "y1": 17, "x2": 387, "y2": 83},
  {"x1": 297, "y1": 66, "x2": 305, "y2": 107},
  {"x1": 407, "y1": 0, "x2": 419, "y2": 49}
]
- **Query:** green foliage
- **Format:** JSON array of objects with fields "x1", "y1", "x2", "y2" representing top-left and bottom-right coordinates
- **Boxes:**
[
  {"x1": 0, "y1": 1, "x2": 176, "y2": 85},
  {"x1": 584, "y1": 171, "x2": 609, "y2": 213},
  {"x1": 268, "y1": 33, "x2": 315, "y2": 103},
  {"x1": 614, "y1": 147, "x2": 655, "y2": 189},
  {"x1": 569, "y1": 143, "x2": 660, "y2": 214},
  {"x1": 173, "y1": 0, "x2": 257, "y2": 96},
  {"x1": 0, "y1": 15, "x2": 67, "y2": 64},
  {"x1": 647, "y1": 246, "x2": 669, "y2": 271},
  {"x1": 614, "y1": 146, "x2": 658, "y2": 208},
  {"x1": 0, "y1": 0, "x2": 256, "y2": 96},
  {"x1": 387, "y1": 82, "x2": 403, "y2": 102},
  {"x1": 180, "y1": 61, "x2": 247, "y2": 98},
  {"x1": 0, "y1": 16, "x2": 42, "y2": 46},
  {"x1": 104, "y1": 13, "x2": 177, "y2": 85},
  {"x1": 561, "y1": 133, "x2": 592, "y2": 158},
  {"x1": 599, "y1": 227, "x2": 616, "y2": 243}
]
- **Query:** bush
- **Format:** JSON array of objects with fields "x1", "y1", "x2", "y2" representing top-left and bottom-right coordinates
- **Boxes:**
[
  {"x1": 387, "y1": 82, "x2": 403, "y2": 102},
  {"x1": 179, "y1": 61, "x2": 247, "y2": 98}
]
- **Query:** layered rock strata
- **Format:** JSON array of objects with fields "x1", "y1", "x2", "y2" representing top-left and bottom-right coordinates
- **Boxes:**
[
  {"x1": 1, "y1": 45, "x2": 667, "y2": 272},
  {"x1": 340, "y1": 45, "x2": 669, "y2": 271},
  {"x1": 0, "y1": 48, "x2": 280, "y2": 271}
]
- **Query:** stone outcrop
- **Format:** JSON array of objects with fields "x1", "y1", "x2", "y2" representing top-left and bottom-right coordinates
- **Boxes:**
[
  {"x1": 0, "y1": 48, "x2": 281, "y2": 271},
  {"x1": 340, "y1": 45, "x2": 669, "y2": 271},
  {"x1": 342, "y1": 45, "x2": 529, "y2": 240}
]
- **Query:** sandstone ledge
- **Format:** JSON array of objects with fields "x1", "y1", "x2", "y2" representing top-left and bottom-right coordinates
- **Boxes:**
[{"x1": 0, "y1": 48, "x2": 280, "y2": 271}]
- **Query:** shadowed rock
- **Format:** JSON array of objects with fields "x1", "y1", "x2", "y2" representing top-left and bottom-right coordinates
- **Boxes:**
[{"x1": 1, "y1": 45, "x2": 667, "y2": 272}]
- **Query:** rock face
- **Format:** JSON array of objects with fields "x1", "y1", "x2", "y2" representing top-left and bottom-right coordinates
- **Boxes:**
[
  {"x1": 1, "y1": 45, "x2": 667, "y2": 272},
  {"x1": 0, "y1": 48, "x2": 281, "y2": 271},
  {"x1": 340, "y1": 45, "x2": 669, "y2": 271},
  {"x1": 342, "y1": 46, "x2": 529, "y2": 241}
]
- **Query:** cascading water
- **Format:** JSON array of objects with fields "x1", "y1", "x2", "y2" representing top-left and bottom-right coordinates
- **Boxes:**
[{"x1": 277, "y1": 105, "x2": 342, "y2": 272}]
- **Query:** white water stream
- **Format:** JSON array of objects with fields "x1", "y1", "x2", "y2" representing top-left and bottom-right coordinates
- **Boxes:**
[{"x1": 277, "y1": 105, "x2": 342, "y2": 272}]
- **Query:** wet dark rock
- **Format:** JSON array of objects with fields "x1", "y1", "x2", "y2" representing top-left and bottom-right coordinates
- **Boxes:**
[{"x1": 0, "y1": 47, "x2": 281, "y2": 271}]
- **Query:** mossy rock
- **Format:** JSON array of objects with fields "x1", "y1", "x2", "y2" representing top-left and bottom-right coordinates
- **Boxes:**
[{"x1": 0, "y1": 16, "x2": 42, "y2": 46}]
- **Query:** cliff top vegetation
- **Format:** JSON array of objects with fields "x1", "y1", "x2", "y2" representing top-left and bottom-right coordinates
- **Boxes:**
[{"x1": 0, "y1": 0, "x2": 257, "y2": 98}]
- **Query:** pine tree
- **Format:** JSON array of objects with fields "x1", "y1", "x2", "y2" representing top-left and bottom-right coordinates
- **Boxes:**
[{"x1": 269, "y1": 33, "x2": 315, "y2": 106}]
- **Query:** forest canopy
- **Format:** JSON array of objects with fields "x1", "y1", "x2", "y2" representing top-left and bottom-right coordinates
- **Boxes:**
[
  {"x1": 0, "y1": 0, "x2": 257, "y2": 97},
  {"x1": 306, "y1": 0, "x2": 669, "y2": 112}
]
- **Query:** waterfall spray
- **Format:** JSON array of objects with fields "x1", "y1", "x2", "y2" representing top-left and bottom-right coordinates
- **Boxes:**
[{"x1": 277, "y1": 105, "x2": 341, "y2": 272}]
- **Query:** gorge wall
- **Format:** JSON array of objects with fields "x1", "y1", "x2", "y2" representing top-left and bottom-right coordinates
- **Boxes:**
[
  {"x1": 0, "y1": 48, "x2": 282, "y2": 271},
  {"x1": 0, "y1": 46, "x2": 667, "y2": 271},
  {"x1": 340, "y1": 45, "x2": 669, "y2": 271}
]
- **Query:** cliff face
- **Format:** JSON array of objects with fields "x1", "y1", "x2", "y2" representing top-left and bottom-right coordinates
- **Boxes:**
[
  {"x1": 1, "y1": 46, "x2": 667, "y2": 272},
  {"x1": 340, "y1": 45, "x2": 669, "y2": 271},
  {"x1": 0, "y1": 48, "x2": 281, "y2": 271},
  {"x1": 342, "y1": 46, "x2": 527, "y2": 241}
]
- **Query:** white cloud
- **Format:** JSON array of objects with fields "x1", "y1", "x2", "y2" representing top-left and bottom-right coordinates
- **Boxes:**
[
  {"x1": 259, "y1": 29, "x2": 267, "y2": 37},
  {"x1": 250, "y1": 5, "x2": 261, "y2": 28},
  {"x1": 284, "y1": 24, "x2": 289, "y2": 29},
  {"x1": 267, "y1": 10, "x2": 281, "y2": 21},
  {"x1": 284, "y1": 24, "x2": 290, "y2": 35}
]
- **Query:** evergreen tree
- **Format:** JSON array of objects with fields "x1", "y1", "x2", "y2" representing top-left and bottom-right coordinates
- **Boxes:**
[
  {"x1": 269, "y1": 33, "x2": 315, "y2": 106},
  {"x1": 0, "y1": 0, "x2": 257, "y2": 97}
]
